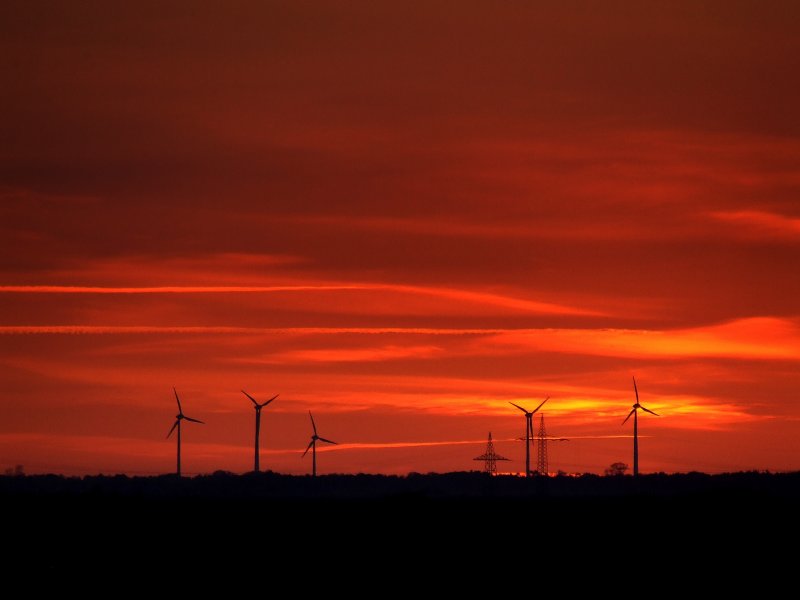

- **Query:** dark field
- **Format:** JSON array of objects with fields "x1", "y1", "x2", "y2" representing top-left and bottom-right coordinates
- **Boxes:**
[{"x1": 5, "y1": 471, "x2": 798, "y2": 580}]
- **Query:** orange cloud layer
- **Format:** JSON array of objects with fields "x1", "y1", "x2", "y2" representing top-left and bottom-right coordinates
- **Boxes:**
[
  {"x1": 5, "y1": 316, "x2": 797, "y2": 360},
  {"x1": 710, "y1": 210, "x2": 800, "y2": 240},
  {"x1": 484, "y1": 317, "x2": 800, "y2": 360}
]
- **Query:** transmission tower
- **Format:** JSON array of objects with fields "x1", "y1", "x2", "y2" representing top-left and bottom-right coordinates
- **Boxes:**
[
  {"x1": 536, "y1": 414, "x2": 548, "y2": 475},
  {"x1": 534, "y1": 414, "x2": 569, "y2": 475},
  {"x1": 473, "y1": 432, "x2": 510, "y2": 475}
]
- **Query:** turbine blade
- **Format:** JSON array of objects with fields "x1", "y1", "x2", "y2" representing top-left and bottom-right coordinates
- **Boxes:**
[
  {"x1": 532, "y1": 396, "x2": 549, "y2": 414},
  {"x1": 622, "y1": 408, "x2": 636, "y2": 425},
  {"x1": 318, "y1": 437, "x2": 337, "y2": 445},
  {"x1": 173, "y1": 387, "x2": 183, "y2": 415},
  {"x1": 183, "y1": 416, "x2": 205, "y2": 424},
  {"x1": 302, "y1": 440, "x2": 314, "y2": 458},
  {"x1": 242, "y1": 390, "x2": 259, "y2": 407},
  {"x1": 640, "y1": 405, "x2": 659, "y2": 416},
  {"x1": 633, "y1": 376, "x2": 640, "y2": 404},
  {"x1": 309, "y1": 411, "x2": 317, "y2": 436},
  {"x1": 261, "y1": 394, "x2": 279, "y2": 408},
  {"x1": 167, "y1": 420, "x2": 179, "y2": 438},
  {"x1": 509, "y1": 402, "x2": 528, "y2": 414}
]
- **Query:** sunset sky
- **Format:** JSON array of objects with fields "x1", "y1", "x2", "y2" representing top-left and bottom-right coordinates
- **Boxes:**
[{"x1": 2, "y1": 1, "x2": 799, "y2": 476}]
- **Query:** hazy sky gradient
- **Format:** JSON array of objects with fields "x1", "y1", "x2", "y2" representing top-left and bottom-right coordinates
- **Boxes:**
[{"x1": 2, "y1": 1, "x2": 799, "y2": 475}]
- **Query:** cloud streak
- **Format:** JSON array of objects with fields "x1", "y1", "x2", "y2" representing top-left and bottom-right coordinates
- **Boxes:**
[
  {"x1": 483, "y1": 317, "x2": 800, "y2": 361},
  {"x1": 0, "y1": 282, "x2": 600, "y2": 316},
  {"x1": 4, "y1": 317, "x2": 794, "y2": 361},
  {"x1": 710, "y1": 210, "x2": 800, "y2": 240}
]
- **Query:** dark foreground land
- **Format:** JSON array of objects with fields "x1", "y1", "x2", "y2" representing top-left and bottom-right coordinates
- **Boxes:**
[{"x1": 4, "y1": 471, "x2": 799, "y2": 579}]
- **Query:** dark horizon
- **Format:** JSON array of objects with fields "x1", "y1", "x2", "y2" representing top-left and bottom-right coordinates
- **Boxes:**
[{"x1": 6, "y1": 469, "x2": 797, "y2": 575}]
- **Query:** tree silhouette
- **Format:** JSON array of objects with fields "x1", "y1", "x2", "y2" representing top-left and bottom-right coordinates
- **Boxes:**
[{"x1": 604, "y1": 462, "x2": 628, "y2": 476}]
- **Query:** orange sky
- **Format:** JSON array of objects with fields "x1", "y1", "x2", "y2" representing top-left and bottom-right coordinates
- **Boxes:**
[{"x1": 1, "y1": 1, "x2": 799, "y2": 476}]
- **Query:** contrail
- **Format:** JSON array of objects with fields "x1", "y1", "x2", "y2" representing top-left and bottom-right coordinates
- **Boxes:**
[
  {"x1": 0, "y1": 325, "x2": 506, "y2": 335},
  {"x1": 294, "y1": 435, "x2": 649, "y2": 453},
  {"x1": 0, "y1": 283, "x2": 600, "y2": 315},
  {"x1": 0, "y1": 285, "x2": 363, "y2": 294}
]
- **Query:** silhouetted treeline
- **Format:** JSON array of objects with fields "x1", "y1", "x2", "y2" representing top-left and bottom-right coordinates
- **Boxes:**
[{"x1": 4, "y1": 469, "x2": 800, "y2": 500}]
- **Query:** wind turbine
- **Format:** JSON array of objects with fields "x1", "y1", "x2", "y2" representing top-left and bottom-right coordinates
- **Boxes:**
[
  {"x1": 167, "y1": 388, "x2": 205, "y2": 477},
  {"x1": 302, "y1": 411, "x2": 337, "y2": 477},
  {"x1": 241, "y1": 390, "x2": 278, "y2": 472},
  {"x1": 622, "y1": 377, "x2": 659, "y2": 477},
  {"x1": 509, "y1": 397, "x2": 549, "y2": 478}
]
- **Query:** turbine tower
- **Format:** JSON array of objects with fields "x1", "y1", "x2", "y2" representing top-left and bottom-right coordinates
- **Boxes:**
[
  {"x1": 473, "y1": 432, "x2": 510, "y2": 475},
  {"x1": 242, "y1": 390, "x2": 279, "y2": 472},
  {"x1": 509, "y1": 398, "x2": 548, "y2": 478},
  {"x1": 622, "y1": 377, "x2": 659, "y2": 477},
  {"x1": 302, "y1": 411, "x2": 337, "y2": 477},
  {"x1": 167, "y1": 388, "x2": 205, "y2": 477}
]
